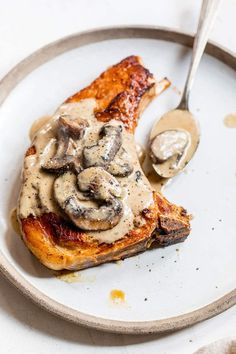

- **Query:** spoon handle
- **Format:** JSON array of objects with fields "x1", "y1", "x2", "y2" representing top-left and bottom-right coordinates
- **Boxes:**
[{"x1": 179, "y1": 0, "x2": 221, "y2": 110}]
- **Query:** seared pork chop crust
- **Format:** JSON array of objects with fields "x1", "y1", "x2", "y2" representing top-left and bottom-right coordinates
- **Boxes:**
[{"x1": 19, "y1": 56, "x2": 190, "y2": 270}]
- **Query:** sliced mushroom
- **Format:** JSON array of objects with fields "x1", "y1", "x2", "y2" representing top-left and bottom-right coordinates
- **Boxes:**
[
  {"x1": 108, "y1": 147, "x2": 133, "y2": 177},
  {"x1": 150, "y1": 129, "x2": 189, "y2": 164},
  {"x1": 42, "y1": 116, "x2": 88, "y2": 173},
  {"x1": 77, "y1": 167, "x2": 122, "y2": 200},
  {"x1": 150, "y1": 129, "x2": 190, "y2": 178},
  {"x1": 83, "y1": 124, "x2": 122, "y2": 168},
  {"x1": 59, "y1": 115, "x2": 89, "y2": 139},
  {"x1": 65, "y1": 197, "x2": 123, "y2": 231},
  {"x1": 54, "y1": 168, "x2": 123, "y2": 231}
]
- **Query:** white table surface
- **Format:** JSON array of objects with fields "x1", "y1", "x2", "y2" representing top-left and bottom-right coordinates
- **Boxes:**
[{"x1": 0, "y1": 1, "x2": 235, "y2": 353}]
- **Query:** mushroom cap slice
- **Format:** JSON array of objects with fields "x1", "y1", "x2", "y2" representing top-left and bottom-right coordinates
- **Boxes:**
[
  {"x1": 77, "y1": 167, "x2": 122, "y2": 200},
  {"x1": 150, "y1": 129, "x2": 191, "y2": 178},
  {"x1": 54, "y1": 169, "x2": 123, "y2": 231},
  {"x1": 42, "y1": 116, "x2": 88, "y2": 173},
  {"x1": 108, "y1": 147, "x2": 133, "y2": 177},
  {"x1": 42, "y1": 155, "x2": 75, "y2": 173},
  {"x1": 64, "y1": 196, "x2": 123, "y2": 231},
  {"x1": 59, "y1": 115, "x2": 89, "y2": 140},
  {"x1": 150, "y1": 129, "x2": 190, "y2": 164},
  {"x1": 83, "y1": 124, "x2": 122, "y2": 168}
]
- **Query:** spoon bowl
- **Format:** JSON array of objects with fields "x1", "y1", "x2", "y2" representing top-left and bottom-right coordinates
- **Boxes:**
[
  {"x1": 149, "y1": 0, "x2": 220, "y2": 179},
  {"x1": 150, "y1": 109, "x2": 200, "y2": 178}
]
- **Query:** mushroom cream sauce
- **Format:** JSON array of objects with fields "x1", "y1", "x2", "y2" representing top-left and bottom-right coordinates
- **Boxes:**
[{"x1": 18, "y1": 98, "x2": 153, "y2": 244}]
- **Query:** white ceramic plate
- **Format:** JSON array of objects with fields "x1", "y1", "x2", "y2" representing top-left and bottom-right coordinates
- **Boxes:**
[{"x1": 0, "y1": 27, "x2": 235, "y2": 334}]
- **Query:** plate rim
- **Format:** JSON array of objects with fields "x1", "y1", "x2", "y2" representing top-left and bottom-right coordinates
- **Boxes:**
[{"x1": 0, "y1": 25, "x2": 235, "y2": 335}]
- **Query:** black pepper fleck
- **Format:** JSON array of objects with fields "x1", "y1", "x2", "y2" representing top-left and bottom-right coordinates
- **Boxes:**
[
  {"x1": 135, "y1": 170, "x2": 141, "y2": 182},
  {"x1": 144, "y1": 298, "x2": 147, "y2": 301},
  {"x1": 196, "y1": 267, "x2": 199, "y2": 271}
]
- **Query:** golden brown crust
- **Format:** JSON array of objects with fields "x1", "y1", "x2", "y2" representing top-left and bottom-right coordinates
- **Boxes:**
[
  {"x1": 21, "y1": 193, "x2": 189, "y2": 270},
  {"x1": 153, "y1": 194, "x2": 190, "y2": 246},
  {"x1": 19, "y1": 55, "x2": 189, "y2": 271},
  {"x1": 25, "y1": 145, "x2": 36, "y2": 157},
  {"x1": 66, "y1": 56, "x2": 158, "y2": 132}
]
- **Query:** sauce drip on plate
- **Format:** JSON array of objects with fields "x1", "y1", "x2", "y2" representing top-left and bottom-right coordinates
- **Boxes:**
[
  {"x1": 224, "y1": 113, "x2": 236, "y2": 128},
  {"x1": 110, "y1": 289, "x2": 125, "y2": 304}
]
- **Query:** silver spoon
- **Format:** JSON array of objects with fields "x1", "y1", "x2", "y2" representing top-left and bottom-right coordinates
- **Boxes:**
[{"x1": 150, "y1": 0, "x2": 221, "y2": 179}]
